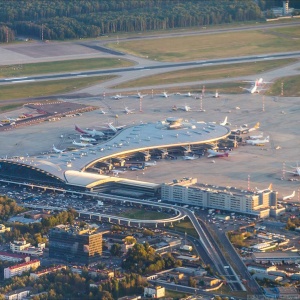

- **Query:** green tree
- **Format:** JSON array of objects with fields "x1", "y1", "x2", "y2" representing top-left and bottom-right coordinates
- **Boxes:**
[{"x1": 110, "y1": 243, "x2": 122, "y2": 257}]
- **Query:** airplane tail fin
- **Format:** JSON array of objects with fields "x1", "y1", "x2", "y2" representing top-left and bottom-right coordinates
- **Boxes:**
[
  {"x1": 268, "y1": 183, "x2": 273, "y2": 191},
  {"x1": 75, "y1": 125, "x2": 86, "y2": 134},
  {"x1": 291, "y1": 191, "x2": 295, "y2": 197},
  {"x1": 254, "y1": 122, "x2": 260, "y2": 129}
]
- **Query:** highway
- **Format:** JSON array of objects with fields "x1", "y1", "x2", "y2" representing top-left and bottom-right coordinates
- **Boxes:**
[{"x1": 1, "y1": 51, "x2": 300, "y2": 85}]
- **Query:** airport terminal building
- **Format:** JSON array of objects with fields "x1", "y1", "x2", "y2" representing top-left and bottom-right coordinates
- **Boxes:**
[
  {"x1": 0, "y1": 118, "x2": 230, "y2": 196},
  {"x1": 161, "y1": 178, "x2": 278, "y2": 218}
]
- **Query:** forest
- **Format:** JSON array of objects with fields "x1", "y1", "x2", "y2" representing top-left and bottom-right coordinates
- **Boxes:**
[{"x1": 1, "y1": 0, "x2": 297, "y2": 43}]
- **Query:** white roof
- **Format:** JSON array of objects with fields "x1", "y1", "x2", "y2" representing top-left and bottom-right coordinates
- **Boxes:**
[{"x1": 1, "y1": 119, "x2": 230, "y2": 186}]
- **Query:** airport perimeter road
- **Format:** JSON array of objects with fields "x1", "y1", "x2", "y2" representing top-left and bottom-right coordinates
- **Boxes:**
[
  {"x1": 184, "y1": 209, "x2": 245, "y2": 292},
  {"x1": 198, "y1": 218, "x2": 262, "y2": 296},
  {"x1": 1, "y1": 51, "x2": 300, "y2": 86}
]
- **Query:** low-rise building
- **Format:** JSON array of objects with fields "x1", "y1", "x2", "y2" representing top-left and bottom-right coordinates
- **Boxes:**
[
  {"x1": 252, "y1": 273, "x2": 283, "y2": 283},
  {"x1": 247, "y1": 264, "x2": 277, "y2": 274},
  {"x1": 30, "y1": 265, "x2": 66, "y2": 280},
  {"x1": 5, "y1": 287, "x2": 31, "y2": 300},
  {"x1": 0, "y1": 251, "x2": 30, "y2": 263},
  {"x1": 144, "y1": 286, "x2": 165, "y2": 298},
  {"x1": 4, "y1": 259, "x2": 40, "y2": 279},
  {"x1": 252, "y1": 252, "x2": 300, "y2": 264}
]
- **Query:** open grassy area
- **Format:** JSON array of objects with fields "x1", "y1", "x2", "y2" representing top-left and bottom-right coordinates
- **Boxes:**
[
  {"x1": 120, "y1": 208, "x2": 170, "y2": 220},
  {"x1": 266, "y1": 74, "x2": 300, "y2": 97},
  {"x1": 170, "y1": 219, "x2": 198, "y2": 238},
  {"x1": 165, "y1": 290, "x2": 189, "y2": 299},
  {"x1": 112, "y1": 58, "x2": 297, "y2": 89},
  {"x1": 108, "y1": 25, "x2": 300, "y2": 62},
  {"x1": 0, "y1": 58, "x2": 133, "y2": 78},
  {"x1": 0, "y1": 75, "x2": 116, "y2": 101}
]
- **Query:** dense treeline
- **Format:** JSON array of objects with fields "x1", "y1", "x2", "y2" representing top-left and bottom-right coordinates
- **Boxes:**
[
  {"x1": 0, "y1": 268, "x2": 148, "y2": 299},
  {"x1": 122, "y1": 242, "x2": 182, "y2": 274},
  {"x1": 0, "y1": 0, "x2": 266, "y2": 42},
  {"x1": 0, "y1": 196, "x2": 25, "y2": 221}
]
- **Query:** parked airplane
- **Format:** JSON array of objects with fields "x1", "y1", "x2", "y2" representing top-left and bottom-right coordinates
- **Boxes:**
[
  {"x1": 135, "y1": 92, "x2": 148, "y2": 99},
  {"x1": 219, "y1": 116, "x2": 231, "y2": 126},
  {"x1": 255, "y1": 183, "x2": 272, "y2": 193},
  {"x1": 52, "y1": 145, "x2": 65, "y2": 153},
  {"x1": 286, "y1": 164, "x2": 300, "y2": 176},
  {"x1": 249, "y1": 132, "x2": 264, "y2": 139},
  {"x1": 183, "y1": 155, "x2": 198, "y2": 160},
  {"x1": 158, "y1": 91, "x2": 170, "y2": 98},
  {"x1": 176, "y1": 92, "x2": 194, "y2": 97},
  {"x1": 5, "y1": 116, "x2": 18, "y2": 122},
  {"x1": 99, "y1": 109, "x2": 107, "y2": 114},
  {"x1": 207, "y1": 149, "x2": 229, "y2": 158},
  {"x1": 231, "y1": 122, "x2": 260, "y2": 134},
  {"x1": 75, "y1": 125, "x2": 105, "y2": 137},
  {"x1": 111, "y1": 94, "x2": 127, "y2": 100},
  {"x1": 106, "y1": 122, "x2": 126, "y2": 133},
  {"x1": 111, "y1": 169, "x2": 127, "y2": 176},
  {"x1": 283, "y1": 191, "x2": 296, "y2": 201},
  {"x1": 72, "y1": 140, "x2": 92, "y2": 147},
  {"x1": 124, "y1": 107, "x2": 135, "y2": 114},
  {"x1": 246, "y1": 136, "x2": 269, "y2": 145},
  {"x1": 129, "y1": 164, "x2": 145, "y2": 171},
  {"x1": 144, "y1": 161, "x2": 157, "y2": 167},
  {"x1": 80, "y1": 135, "x2": 96, "y2": 143},
  {"x1": 173, "y1": 105, "x2": 191, "y2": 112}
]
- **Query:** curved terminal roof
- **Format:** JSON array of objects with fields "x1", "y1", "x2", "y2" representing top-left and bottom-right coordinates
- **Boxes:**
[{"x1": 0, "y1": 119, "x2": 230, "y2": 186}]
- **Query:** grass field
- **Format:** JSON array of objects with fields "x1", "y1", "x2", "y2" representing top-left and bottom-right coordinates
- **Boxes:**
[
  {"x1": 0, "y1": 75, "x2": 116, "y2": 102},
  {"x1": 266, "y1": 74, "x2": 300, "y2": 96},
  {"x1": 170, "y1": 219, "x2": 198, "y2": 238},
  {"x1": 0, "y1": 57, "x2": 133, "y2": 78},
  {"x1": 165, "y1": 290, "x2": 189, "y2": 299},
  {"x1": 108, "y1": 25, "x2": 300, "y2": 62},
  {"x1": 111, "y1": 58, "x2": 297, "y2": 89},
  {"x1": 120, "y1": 208, "x2": 170, "y2": 220}
]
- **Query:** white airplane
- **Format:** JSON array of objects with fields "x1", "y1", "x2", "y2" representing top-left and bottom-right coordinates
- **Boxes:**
[
  {"x1": 99, "y1": 109, "x2": 107, "y2": 114},
  {"x1": 213, "y1": 90, "x2": 220, "y2": 98},
  {"x1": 72, "y1": 140, "x2": 92, "y2": 147},
  {"x1": 135, "y1": 92, "x2": 148, "y2": 99},
  {"x1": 255, "y1": 184, "x2": 272, "y2": 193},
  {"x1": 75, "y1": 125, "x2": 105, "y2": 137},
  {"x1": 283, "y1": 191, "x2": 296, "y2": 201},
  {"x1": 52, "y1": 145, "x2": 65, "y2": 153},
  {"x1": 231, "y1": 122, "x2": 260, "y2": 134},
  {"x1": 106, "y1": 122, "x2": 125, "y2": 133},
  {"x1": 173, "y1": 105, "x2": 191, "y2": 112},
  {"x1": 183, "y1": 155, "x2": 198, "y2": 160},
  {"x1": 111, "y1": 169, "x2": 127, "y2": 176},
  {"x1": 207, "y1": 149, "x2": 229, "y2": 158},
  {"x1": 80, "y1": 135, "x2": 96, "y2": 143},
  {"x1": 124, "y1": 107, "x2": 135, "y2": 114},
  {"x1": 249, "y1": 132, "x2": 264, "y2": 140},
  {"x1": 5, "y1": 116, "x2": 18, "y2": 122},
  {"x1": 286, "y1": 164, "x2": 300, "y2": 176},
  {"x1": 111, "y1": 94, "x2": 127, "y2": 100},
  {"x1": 219, "y1": 116, "x2": 231, "y2": 126},
  {"x1": 178, "y1": 92, "x2": 194, "y2": 97},
  {"x1": 241, "y1": 78, "x2": 272, "y2": 94},
  {"x1": 144, "y1": 161, "x2": 157, "y2": 167},
  {"x1": 246, "y1": 136, "x2": 269, "y2": 145},
  {"x1": 158, "y1": 91, "x2": 170, "y2": 98}
]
